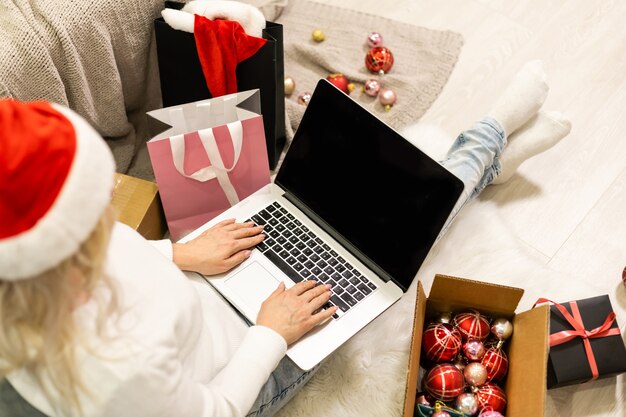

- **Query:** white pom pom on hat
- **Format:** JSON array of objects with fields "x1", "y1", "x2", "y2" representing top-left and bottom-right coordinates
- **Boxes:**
[
  {"x1": 162, "y1": 0, "x2": 266, "y2": 36},
  {"x1": 0, "y1": 100, "x2": 115, "y2": 281}
]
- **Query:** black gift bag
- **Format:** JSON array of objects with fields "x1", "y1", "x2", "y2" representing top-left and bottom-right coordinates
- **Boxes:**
[{"x1": 154, "y1": 5, "x2": 285, "y2": 169}]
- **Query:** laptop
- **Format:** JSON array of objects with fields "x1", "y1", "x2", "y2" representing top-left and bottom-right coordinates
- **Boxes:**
[{"x1": 180, "y1": 79, "x2": 464, "y2": 370}]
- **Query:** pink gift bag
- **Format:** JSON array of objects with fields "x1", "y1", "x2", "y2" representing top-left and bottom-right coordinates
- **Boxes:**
[{"x1": 146, "y1": 90, "x2": 270, "y2": 241}]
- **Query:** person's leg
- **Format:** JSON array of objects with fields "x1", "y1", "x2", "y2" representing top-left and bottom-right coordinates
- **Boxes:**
[
  {"x1": 436, "y1": 117, "x2": 507, "y2": 240},
  {"x1": 246, "y1": 356, "x2": 320, "y2": 417},
  {"x1": 492, "y1": 111, "x2": 571, "y2": 184},
  {"x1": 433, "y1": 61, "x2": 552, "y2": 241}
]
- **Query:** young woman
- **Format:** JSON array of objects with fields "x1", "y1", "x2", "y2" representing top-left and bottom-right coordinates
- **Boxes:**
[{"x1": 0, "y1": 61, "x2": 570, "y2": 417}]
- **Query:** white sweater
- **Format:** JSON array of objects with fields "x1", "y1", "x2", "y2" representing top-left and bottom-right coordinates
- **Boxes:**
[{"x1": 8, "y1": 223, "x2": 287, "y2": 417}]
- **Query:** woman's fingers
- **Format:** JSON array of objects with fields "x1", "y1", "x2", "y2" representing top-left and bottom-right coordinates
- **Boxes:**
[
  {"x1": 232, "y1": 224, "x2": 265, "y2": 238},
  {"x1": 230, "y1": 234, "x2": 265, "y2": 253},
  {"x1": 213, "y1": 218, "x2": 237, "y2": 229},
  {"x1": 288, "y1": 279, "x2": 318, "y2": 296},
  {"x1": 302, "y1": 283, "x2": 332, "y2": 304},
  {"x1": 311, "y1": 304, "x2": 338, "y2": 324},
  {"x1": 223, "y1": 249, "x2": 253, "y2": 271}
]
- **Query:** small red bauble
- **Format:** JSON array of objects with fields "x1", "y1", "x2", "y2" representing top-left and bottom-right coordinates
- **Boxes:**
[
  {"x1": 326, "y1": 73, "x2": 354, "y2": 94},
  {"x1": 423, "y1": 364, "x2": 465, "y2": 402},
  {"x1": 422, "y1": 323, "x2": 462, "y2": 363},
  {"x1": 453, "y1": 310, "x2": 491, "y2": 341},
  {"x1": 365, "y1": 46, "x2": 394, "y2": 74},
  {"x1": 475, "y1": 383, "x2": 507, "y2": 414},
  {"x1": 481, "y1": 346, "x2": 509, "y2": 382}
]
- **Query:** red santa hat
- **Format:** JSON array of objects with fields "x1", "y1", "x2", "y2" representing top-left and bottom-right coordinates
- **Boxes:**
[{"x1": 0, "y1": 100, "x2": 115, "y2": 281}]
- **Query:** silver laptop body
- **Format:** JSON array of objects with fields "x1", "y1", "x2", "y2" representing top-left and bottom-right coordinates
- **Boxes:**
[{"x1": 179, "y1": 80, "x2": 464, "y2": 370}]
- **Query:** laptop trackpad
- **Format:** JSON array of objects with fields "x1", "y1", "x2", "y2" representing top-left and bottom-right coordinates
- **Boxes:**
[{"x1": 224, "y1": 262, "x2": 281, "y2": 317}]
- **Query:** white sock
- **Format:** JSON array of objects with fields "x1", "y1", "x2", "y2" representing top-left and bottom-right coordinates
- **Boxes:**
[
  {"x1": 487, "y1": 60, "x2": 549, "y2": 137},
  {"x1": 492, "y1": 111, "x2": 572, "y2": 184}
]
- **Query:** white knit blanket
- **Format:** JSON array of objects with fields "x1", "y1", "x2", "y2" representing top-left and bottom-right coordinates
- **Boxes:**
[
  {"x1": 0, "y1": 0, "x2": 164, "y2": 172},
  {"x1": 277, "y1": 123, "x2": 626, "y2": 417}
]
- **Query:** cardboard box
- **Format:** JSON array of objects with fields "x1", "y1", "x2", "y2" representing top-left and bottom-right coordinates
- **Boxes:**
[
  {"x1": 546, "y1": 295, "x2": 626, "y2": 389},
  {"x1": 111, "y1": 173, "x2": 167, "y2": 240},
  {"x1": 403, "y1": 274, "x2": 550, "y2": 417}
]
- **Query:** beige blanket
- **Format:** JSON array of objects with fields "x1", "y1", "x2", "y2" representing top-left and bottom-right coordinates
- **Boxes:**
[
  {"x1": 0, "y1": 0, "x2": 164, "y2": 172},
  {"x1": 275, "y1": 0, "x2": 463, "y2": 139}
]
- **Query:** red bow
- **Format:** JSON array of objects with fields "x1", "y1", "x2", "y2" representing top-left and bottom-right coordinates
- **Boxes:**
[
  {"x1": 534, "y1": 298, "x2": 620, "y2": 380},
  {"x1": 194, "y1": 15, "x2": 267, "y2": 97}
]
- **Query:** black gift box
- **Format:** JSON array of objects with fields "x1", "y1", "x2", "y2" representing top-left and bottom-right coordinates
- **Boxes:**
[
  {"x1": 547, "y1": 295, "x2": 626, "y2": 389},
  {"x1": 154, "y1": 3, "x2": 286, "y2": 169}
]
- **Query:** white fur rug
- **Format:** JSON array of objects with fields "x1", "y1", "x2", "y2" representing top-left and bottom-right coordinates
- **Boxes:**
[{"x1": 276, "y1": 123, "x2": 626, "y2": 417}]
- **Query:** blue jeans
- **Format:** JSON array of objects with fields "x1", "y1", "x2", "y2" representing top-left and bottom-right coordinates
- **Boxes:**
[
  {"x1": 436, "y1": 117, "x2": 506, "y2": 241},
  {"x1": 246, "y1": 357, "x2": 319, "y2": 417},
  {"x1": 246, "y1": 117, "x2": 506, "y2": 417}
]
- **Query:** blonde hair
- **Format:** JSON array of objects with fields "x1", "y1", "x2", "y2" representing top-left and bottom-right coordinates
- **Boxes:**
[{"x1": 0, "y1": 206, "x2": 119, "y2": 415}]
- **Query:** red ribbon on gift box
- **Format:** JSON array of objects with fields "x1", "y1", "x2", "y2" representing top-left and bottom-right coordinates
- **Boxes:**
[{"x1": 534, "y1": 298, "x2": 621, "y2": 380}]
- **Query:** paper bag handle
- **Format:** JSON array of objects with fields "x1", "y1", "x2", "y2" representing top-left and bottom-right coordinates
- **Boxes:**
[{"x1": 169, "y1": 120, "x2": 244, "y2": 205}]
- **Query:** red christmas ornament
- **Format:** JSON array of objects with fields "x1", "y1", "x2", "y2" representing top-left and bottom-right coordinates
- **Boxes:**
[
  {"x1": 326, "y1": 73, "x2": 354, "y2": 94},
  {"x1": 453, "y1": 310, "x2": 491, "y2": 341},
  {"x1": 622, "y1": 266, "x2": 625, "y2": 286},
  {"x1": 475, "y1": 383, "x2": 507, "y2": 414},
  {"x1": 365, "y1": 46, "x2": 394, "y2": 75},
  {"x1": 423, "y1": 364, "x2": 465, "y2": 402},
  {"x1": 422, "y1": 323, "x2": 462, "y2": 363},
  {"x1": 480, "y1": 346, "x2": 509, "y2": 382}
]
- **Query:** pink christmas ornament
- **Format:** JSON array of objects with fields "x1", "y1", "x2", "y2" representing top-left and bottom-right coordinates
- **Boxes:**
[
  {"x1": 456, "y1": 392, "x2": 479, "y2": 416},
  {"x1": 464, "y1": 362, "x2": 488, "y2": 387},
  {"x1": 490, "y1": 318, "x2": 513, "y2": 341},
  {"x1": 479, "y1": 410, "x2": 505, "y2": 417},
  {"x1": 363, "y1": 79, "x2": 381, "y2": 96},
  {"x1": 367, "y1": 31, "x2": 384, "y2": 48},
  {"x1": 463, "y1": 339, "x2": 486, "y2": 361},
  {"x1": 415, "y1": 393, "x2": 432, "y2": 406},
  {"x1": 297, "y1": 91, "x2": 312, "y2": 106},
  {"x1": 378, "y1": 87, "x2": 397, "y2": 111}
]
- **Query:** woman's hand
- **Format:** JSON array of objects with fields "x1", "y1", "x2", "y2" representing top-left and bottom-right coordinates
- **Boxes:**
[
  {"x1": 172, "y1": 218, "x2": 264, "y2": 275},
  {"x1": 256, "y1": 280, "x2": 338, "y2": 345}
]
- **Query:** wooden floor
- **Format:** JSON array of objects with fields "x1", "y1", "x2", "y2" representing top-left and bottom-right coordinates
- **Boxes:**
[
  {"x1": 313, "y1": 0, "x2": 626, "y2": 269},
  {"x1": 313, "y1": 0, "x2": 626, "y2": 414}
]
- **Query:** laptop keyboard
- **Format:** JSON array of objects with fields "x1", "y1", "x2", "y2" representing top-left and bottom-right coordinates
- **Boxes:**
[{"x1": 245, "y1": 201, "x2": 378, "y2": 319}]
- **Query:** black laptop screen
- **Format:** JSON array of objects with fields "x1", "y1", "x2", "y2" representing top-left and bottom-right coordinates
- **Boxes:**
[{"x1": 275, "y1": 80, "x2": 464, "y2": 291}]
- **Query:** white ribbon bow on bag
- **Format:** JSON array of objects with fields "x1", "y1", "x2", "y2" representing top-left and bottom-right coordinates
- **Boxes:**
[{"x1": 169, "y1": 120, "x2": 244, "y2": 206}]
